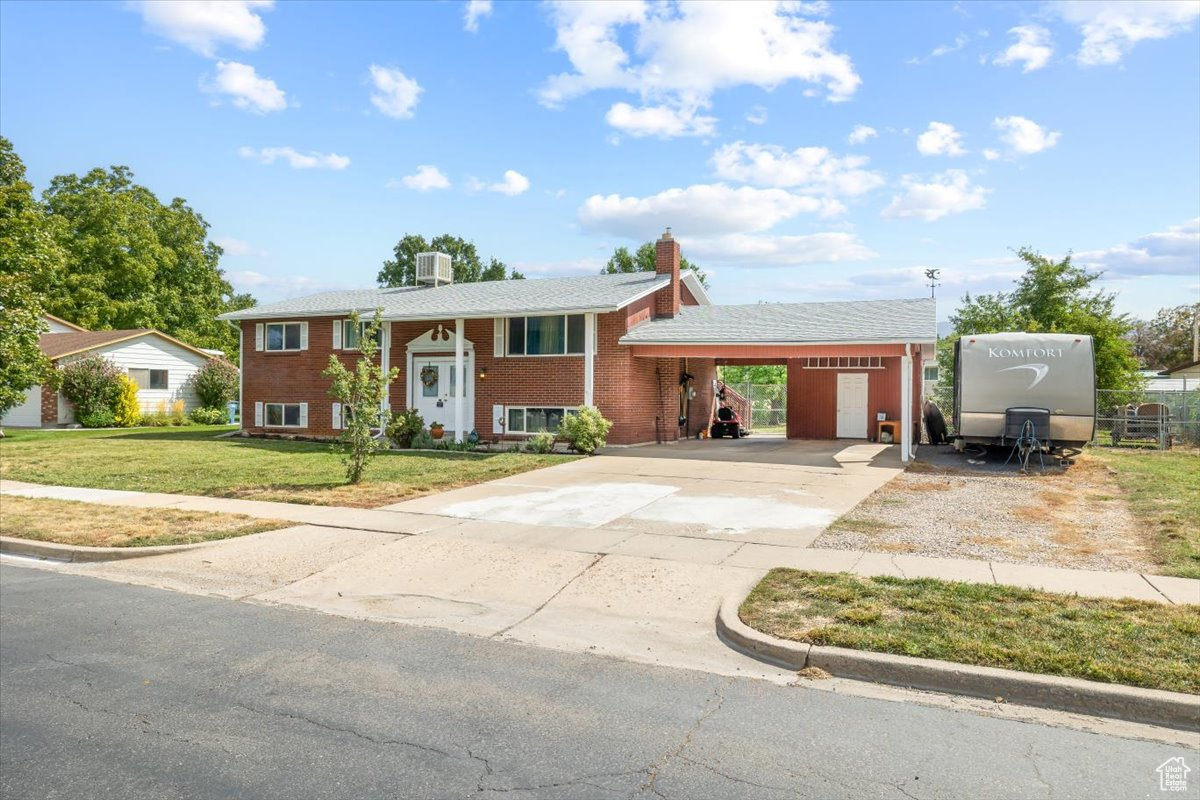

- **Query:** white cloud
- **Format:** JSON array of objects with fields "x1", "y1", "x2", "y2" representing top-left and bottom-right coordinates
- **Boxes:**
[
  {"x1": 916, "y1": 121, "x2": 967, "y2": 157},
  {"x1": 982, "y1": 148, "x2": 1001, "y2": 161},
  {"x1": 1054, "y1": 1, "x2": 1200, "y2": 66},
  {"x1": 512, "y1": 257, "x2": 607, "y2": 276},
  {"x1": 132, "y1": 0, "x2": 273, "y2": 57},
  {"x1": 464, "y1": 0, "x2": 492, "y2": 32},
  {"x1": 396, "y1": 165, "x2": 450, "y2": 191},
  {"x1": 213, "y1": 236, "x2": 265, "y2": 257},
  {"x1": 579, "y1": 183, "x2": 841, "y2": 239},
  {"x1": 711, "y1": 141, "x2": 884, "y2": 195},
  {"x1": 605, "y1": 101, "x2": 716, "y2": 138},
  {"x1": 993, "y1": 115, "x2": 1061, "y2": 154},
  {"x1": 539, "y1": 1, "x2": 859, "y2": 138},
  {"x1": 474, "y1": 170, "x2": 531, "y2": 196},
  {"x1": 228, "y1": 270, "x2": 355, "y2": 300},
  {"x1": 908, "y1": 33, "x2": 968, "y2": 64},
  {"x1": 745, "y1": 105, "x2": 769, "y2": 125},
  {"x1": 881, "y1": 170, "x2": 989, "y2": 221},
  {"x1": 238, "y1": 146, "x2": 350, "y2": 170},
  {"x1": 1075, "y1": 218, "x2": 1200, "y2": 277},
  {"x1": 847, "y1": 124, "x2": 878, "y2": 144},
  {"x1": 202, "y1": 60, "x2": 286, "y2": 113},
  {"x1": 368, "y1": 65, "x2": 422, "y2": 119},
  {"x1": 993, "y1": 25, "x2": 1054, "y2": 72},
  {"x1": 682, "y1": 232, "x2": 876, "y2": 265}
]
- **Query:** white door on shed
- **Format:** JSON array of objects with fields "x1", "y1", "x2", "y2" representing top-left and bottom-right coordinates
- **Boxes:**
[
  {"x1": 835, "y1": 373, "x2": 868, "y2": 438},
  {"x1": 1, "y1": 386, "x2": 41, "y2": 427}
]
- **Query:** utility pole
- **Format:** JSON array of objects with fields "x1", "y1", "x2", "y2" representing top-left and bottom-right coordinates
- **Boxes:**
[{"x1": 924, "y1": 268, "x2": 941, "y2": 299}]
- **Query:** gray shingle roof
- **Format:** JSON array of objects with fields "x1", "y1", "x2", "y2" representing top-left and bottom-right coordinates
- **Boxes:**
[
  {"x1": 218, "y1": 272, "x2": 670, "y2": 321},
  {"x1": 619, "y1": 298, "x2": 936, "y2": 344}
]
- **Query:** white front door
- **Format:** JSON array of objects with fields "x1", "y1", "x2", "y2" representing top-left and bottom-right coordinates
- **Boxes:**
[
  {"x1": 413, "y1": 357, "x2": 464, "y2": 432},
  {"x1": 836, "y1": 373, "x2": 869, "y2": 438}
]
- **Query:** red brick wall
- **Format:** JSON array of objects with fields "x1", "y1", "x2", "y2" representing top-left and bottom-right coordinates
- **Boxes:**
[
  {"x1": 40, "y1": 382, "x2": 58, "y2": 424},
  {"x1": 655, "y1": 235, "x2": 680, "y2": 318}
]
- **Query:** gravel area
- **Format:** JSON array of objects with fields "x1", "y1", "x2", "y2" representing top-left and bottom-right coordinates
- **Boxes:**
[{"x1": 812, "y1": 449, "x2": 1154, "y2": 572}]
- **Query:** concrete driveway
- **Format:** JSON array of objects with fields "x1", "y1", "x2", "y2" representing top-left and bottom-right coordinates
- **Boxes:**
[{"x1": 57, "y1": 440, "x2": 903, "y2": 680}]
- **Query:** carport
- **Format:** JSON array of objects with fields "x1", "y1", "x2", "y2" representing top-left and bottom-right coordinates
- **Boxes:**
[{"x1": 618, "y1": 298, "x2": 937, "y2": 463}]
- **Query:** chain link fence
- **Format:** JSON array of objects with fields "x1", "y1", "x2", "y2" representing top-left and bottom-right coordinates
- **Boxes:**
[
  {"x1": 724, "y1": 382, "x2": 788, "y2": 434},
  {"x1": 1095, "y1": 388, "x2": 1200, "y2": 450},
  {"x1": 921, "y1": 383, "x2": 1199, "y2": 449}
]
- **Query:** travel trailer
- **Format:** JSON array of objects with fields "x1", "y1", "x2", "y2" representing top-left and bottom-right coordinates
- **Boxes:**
[{"x1": 952, "y1": 332, "x2": 1096, "y2": 451}]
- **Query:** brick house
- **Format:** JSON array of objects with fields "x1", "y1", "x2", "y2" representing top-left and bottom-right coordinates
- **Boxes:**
[{"x1": 220, "y1": 231, "x2": 936, "y2": 460}]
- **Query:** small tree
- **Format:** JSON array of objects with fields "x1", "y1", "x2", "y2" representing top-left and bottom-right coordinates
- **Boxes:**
[
  {"x1": 559, "y1": 406, "x2": 613, "y2": 454},
  {"x1": 58, "y1": 354, "x2": 122, "y2": 422},
  {"x1": 113, "y1": 374, "x2": 141, "y2": 427},
  {"x1": 191, "y1": 358, "x2": 239, "y2": 409},
  {"x1": 323, "y1": 310, "x2": 398, "y2": 483}
]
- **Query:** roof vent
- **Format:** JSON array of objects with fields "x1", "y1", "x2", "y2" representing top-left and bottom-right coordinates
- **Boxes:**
[{"x1": 416, "y1": 252, "x2": 453, "y2": 287}]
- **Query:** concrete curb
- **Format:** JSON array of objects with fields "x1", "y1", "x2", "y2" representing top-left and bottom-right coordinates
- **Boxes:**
[
  {"x1": 716, "y1": 593, "x2": 1199, "y2": 732},
  {"x1": 0, "y1": 536, "x2": 216, "y2": 563}
]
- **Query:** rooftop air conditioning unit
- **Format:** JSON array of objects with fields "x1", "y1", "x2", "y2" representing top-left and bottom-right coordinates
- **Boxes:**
[{"x1": 416, "y1": 252, "x2": 453, "y2": 287}]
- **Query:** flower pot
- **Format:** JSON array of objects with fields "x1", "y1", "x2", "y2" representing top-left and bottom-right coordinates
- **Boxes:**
[{"x1": 430, "y1": 426, "x2": 445, "y2": 440}]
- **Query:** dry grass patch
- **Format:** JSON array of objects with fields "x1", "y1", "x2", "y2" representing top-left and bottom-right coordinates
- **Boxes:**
[
  {"x1": 0, "y1": 496, "x2": 285, "y2": 548},
  {"x1": 742, "y1": 569, "x2": 1200, "y2": 694}
]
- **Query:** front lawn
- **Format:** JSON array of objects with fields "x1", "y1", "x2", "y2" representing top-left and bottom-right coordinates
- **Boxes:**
[
  {"x1": 0, "y1": 495, "x2": 285, "y2": 547},
  {"x1": 0, "y1": 427, "x2": 577, "y2": 507},
  {"x1": 1090, "y1": 448, "x2": 1200, "y2": 578},
  {"x1": 741, "y1": 569, "x2": 1200, "y2": 695}
]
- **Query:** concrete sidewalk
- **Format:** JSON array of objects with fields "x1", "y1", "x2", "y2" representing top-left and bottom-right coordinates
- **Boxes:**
[{"x1": 4, "y1": 476, "x2": 1196, "y2": 604}]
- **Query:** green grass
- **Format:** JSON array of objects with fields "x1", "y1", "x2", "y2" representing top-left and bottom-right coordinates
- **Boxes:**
[
  {"x1": 0, "y1": 426, "x2": 576, "y2": 508},
  {"x1": 741, "y1": 569, "x2": 1200, "y2": 694},
  {"x1": 0, "y1": 495, "x2": 284, "y2": 547},
  {"x1": 1090, "y1": 448, "x2": 1200, "y2": 578}
]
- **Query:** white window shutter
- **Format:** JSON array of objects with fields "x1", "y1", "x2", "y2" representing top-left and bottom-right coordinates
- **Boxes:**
[
  {"x1": 492, "y1": 404, "x2": 504, "y2": 436},
  {"x1": 493, "y1": 318, "x2": 505, "y2": 357},
  {"x1": 333, "y1": 320, "x2": 342, "y2": 350},
  {"x1": 299, "y1": 403, "x2": 308, "y2": 428},
  {"x1": 300, "y1": 322, "x2": 309, "y2": 350},
  {"x1": 254, "y1": 402, "x2": 263, "y2": 426},
  {"x1": 332, "y1": 402, "x2": 342, "y2": 430},
  {"x1": 255, "y1": 324, "x2": 264, "y2": 351}
]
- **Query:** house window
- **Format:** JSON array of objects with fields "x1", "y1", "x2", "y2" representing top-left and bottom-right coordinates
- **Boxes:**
[
  {"x1": 507, "y1": 315, "x2": 586, "y2": 356},
  {"x1": 505, "y1": 407, "x2": 576, "y2": 434},
  {"x1": 265, "y1": 322, "x2": 303, "y2": 351},
  {"x1": 265, "y1": 402, "x2": 303, "y2": 427},
  {"x1": 128, "y1": 368, "x2": 168, "y2": 390},
  {"x1": 342, "y1": 320, "x2": 381, "y2": 350},
  {"x1": 923, "y1": 364, "x2": 940, "y2": 382}
]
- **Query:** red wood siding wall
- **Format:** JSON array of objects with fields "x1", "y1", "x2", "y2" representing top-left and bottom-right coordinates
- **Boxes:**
[{"x1": 786, "y1": 353, "x2": 922, "y2": 440}]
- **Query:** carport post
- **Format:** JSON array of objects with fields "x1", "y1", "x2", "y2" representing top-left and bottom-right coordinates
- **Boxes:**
[
  {"x1": 455, "y1": 318, "x2": 465, "y2": 443},
  {"x1": 900, "y1": 345, "x2": 913, "y2": 463}
]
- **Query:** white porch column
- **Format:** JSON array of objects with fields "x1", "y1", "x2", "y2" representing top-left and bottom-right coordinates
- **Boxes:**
[
  {"x1": 454, "y1": 318, "x2": 465, "y2": 443},
  {"x1": 583, "y1": 313, "x2": 595, "y2": 407},
  {"x1": 900, "y1": 344, "x2": 913, "y2": 464}
]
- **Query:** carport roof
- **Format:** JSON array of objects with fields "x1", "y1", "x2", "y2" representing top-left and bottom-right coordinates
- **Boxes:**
[{"x1": 619, "y1": 297, "x2": 936, "y2": 345}]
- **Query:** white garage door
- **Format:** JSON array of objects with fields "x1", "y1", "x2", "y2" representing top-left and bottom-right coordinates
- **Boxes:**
[{"x1": 1, "y1": 386, "x2": 41, "y2": 427}]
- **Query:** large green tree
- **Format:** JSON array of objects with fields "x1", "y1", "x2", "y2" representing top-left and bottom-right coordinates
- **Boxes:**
[
  {"x1": 603, "y1": 242, "x2": 709, "y2": 288},
  {"x1": 378, "y1": 234, "x2": 524, "y2": 287},
  {"x1": 941, "y1": 247, "x2": 1142, "y2": 392},
  {"x1": 1130, "y1": 304, "x2": 1200, "y2": 370},
  {"x1": 0, "y1": 137, "x2": 64, "y2": 421},
  {"x1": 38, "y1": 164, "x2": 252, "y2": 355}
]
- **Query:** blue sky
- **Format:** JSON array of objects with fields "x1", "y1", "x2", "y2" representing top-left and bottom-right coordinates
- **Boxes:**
[{"x1": 2, "y1": 0, "x2": 1197, "y2": 321}]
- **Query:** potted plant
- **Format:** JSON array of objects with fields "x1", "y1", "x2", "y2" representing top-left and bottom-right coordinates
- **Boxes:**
[{"x1": 429, "y1": 421, "x2": 444, "y2": 440}]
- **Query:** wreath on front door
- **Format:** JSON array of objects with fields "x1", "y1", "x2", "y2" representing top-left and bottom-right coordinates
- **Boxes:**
[{"x1": 419, "y1": 365, "x2": 439, "y2": 389}]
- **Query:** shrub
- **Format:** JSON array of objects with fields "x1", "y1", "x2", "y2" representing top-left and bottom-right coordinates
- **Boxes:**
[
  {"x1": 141, "y1": 413, "x2": 170, "y2": 427},
  {"x1": 386, "y1": 408, "x2": 424, "y2": 448},
  {"x1": 559, "y1": 406, "x2": 613, "y2": 455},
  {"x1": 410, "y1": 429, "x2": 435, "y2": 450},
  {"x1": 76, "y1": 408, "x2": 116, "y2": 428},
  {"x1": 113, "y1": 374, "x2": 142, "y2": 427},
  {"x1": 191, "y1": 359, "x2": 239, "y2": 410},
  {"x1": 189, "y1": 407, "x2": 228, "y2": 425},
  {"x1": 169, "y1": 399, "x2": 188, "y2": 425},
  {"x1": 58, "y1": 355, "x2": 122, "y2": 420},
  {"x1": 524, "y1": 430, "x2": 556, "y2": 454}
]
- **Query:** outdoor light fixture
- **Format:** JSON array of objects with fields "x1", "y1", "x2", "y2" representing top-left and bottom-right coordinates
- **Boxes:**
[{"x1": 478, "y1": 366, "x2": 488, "y2": 379}]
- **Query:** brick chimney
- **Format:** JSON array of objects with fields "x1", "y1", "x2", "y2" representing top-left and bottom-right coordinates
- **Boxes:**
[{"x1": 654, "y1": 228, "x2": 680, "y2": 318}]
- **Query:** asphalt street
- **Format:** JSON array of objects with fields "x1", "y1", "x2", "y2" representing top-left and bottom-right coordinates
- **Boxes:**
[{"x1": 1, "y1": 563, "x2": 1196, "y2": 800}]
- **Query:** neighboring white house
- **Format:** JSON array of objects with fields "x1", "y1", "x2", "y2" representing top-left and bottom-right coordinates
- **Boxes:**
[{"x1": 0, "y1": 315, "x2": 223, "y2": 428}]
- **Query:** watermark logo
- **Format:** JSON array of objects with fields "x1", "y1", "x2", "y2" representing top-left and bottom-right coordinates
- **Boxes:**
[{"x1": 1158, "y1": 757, "x2": 1190, "y2": 792}]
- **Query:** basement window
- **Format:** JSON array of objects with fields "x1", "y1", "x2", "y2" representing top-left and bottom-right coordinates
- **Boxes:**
[
  {"x1": 505, "y1": 406, "x2": 577, "y2": 434},
  {"x1": 265, "y1": 403, "x2": 303, "y2": 428}
]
